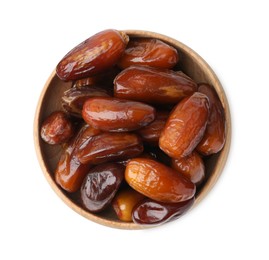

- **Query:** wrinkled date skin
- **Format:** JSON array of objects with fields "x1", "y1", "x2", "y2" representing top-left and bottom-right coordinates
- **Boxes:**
[
  {"x1": 137, "y1": 111, "x2": 169, "y2": 145},
  {"x1": 171, "y1": 152, "x2": 205, "y2": 186},
  {"x1": 80, "y1": 163, "x2": 124, "y2": 212},
  {"x1": 77, "y1": 132, "x2": 143, "y2": 164},
  {"x1": 56, "y1": 29, "x2": 129, "y2": 81},
  {"x1": 159, "y1": 92, "x2": 209, "y2": 158},
  {"x1": 112, "y1": 187, "x2": 145, "y2": 222},
  {"x1": 196, "y1": 83, "x2": 226, "y2": 155},
  {"x1": 125, "y1": 158, "x2": 196, "y2": 203},
  {"x1": 114, "y1": 66, "x2": 197, "y2": 104},
  {"x1": 55, "y1": 124, "x2": 101, "y2": 192},
  {"x1": 118, "y1": 38, "x2": 179, "y2": 69},
  {"x1": 82, "y1": 97, "x2": 156, "y2": 132},
  {"x1": 40, "y1": 111, "x2": 74, "y2": 145},
  {"x1": 132, "y1": 197, "x2": 195, "y2": 226},
  {"x1": 62, "y1": 86, "x2": 110, "y2": 117}
]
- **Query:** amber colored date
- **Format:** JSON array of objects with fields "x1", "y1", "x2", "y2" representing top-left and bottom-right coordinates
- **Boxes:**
[
  {"x1": 112, "y1": 187, "x2": 145, "y2": 222},
  {"x1": 196, "y1": 83, "x2": 226, "y2": 155},
  {"x1": 114, "y1": 66, "x2": 197, "y2": 104},
  {"x1": 137, "y1": 111, "x2": 169, "y2": 145},
  {"x1": 55, "y1": 124, "x2": 101, "y2": 192},
  {"x1": 117, "y1": 38, "x2": 179, "y2": 69},
  {"x1": 77, "y1": 132, "x2": 143, "y2": 164},
  {"x1": 159, "y1": 92, "x2": 209, "y2": 158},
  {"x1": 56, "y1": 29, "x2": 129, "y2": 81},
  {"x1": 80, "y1": 163, "x2": 124, "y2": 212},
  {"x1": 125, "y1": 158, "x2": 196, "y2": 203},
  {"x1": 132, "y1": 197, "x2": 194, "y2": 226},
  {"x1": 82, "y1": 97, "x2": 156, "y2": 132},
  {"x1": 40, "y1": 111, "x2": 74, "y2": 145},
  {"x1": 171, "y1": 152, "x2": 205, "y2": 186},
  {"x1": 62, "y1": 86, "x2": 110, "y2": 117}
]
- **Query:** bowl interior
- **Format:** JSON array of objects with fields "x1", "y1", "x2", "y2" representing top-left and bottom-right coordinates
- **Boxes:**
[{"x1": 34, "y1": 30, "x2": 231, "y2": 229}]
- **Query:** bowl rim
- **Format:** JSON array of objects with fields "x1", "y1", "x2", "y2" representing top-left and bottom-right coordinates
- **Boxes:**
[{"x1": 34, "y1": 29, "x2": 231, "y2": 229}]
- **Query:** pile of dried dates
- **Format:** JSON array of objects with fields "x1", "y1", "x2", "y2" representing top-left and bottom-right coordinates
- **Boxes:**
[{"x1": 40, "y1": 29, "x2": 226, "y2": 226}]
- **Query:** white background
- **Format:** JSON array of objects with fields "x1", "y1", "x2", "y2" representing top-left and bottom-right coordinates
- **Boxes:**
[{"x1": 1, "y1": 0, "x2": 268, "y2": 259}]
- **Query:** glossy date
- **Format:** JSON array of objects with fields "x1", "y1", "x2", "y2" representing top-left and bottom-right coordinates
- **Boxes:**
[
  {"x1": 125, "y1": 158, "x2": 196, "y2": 203},
  {"x1": 77, "y1": 132, "x2": 143, "y2": 164},
  {"x1": 56, "y1": 29, "x2": 129, "y2": 81},
  {"x1": 55, "y1": 124, "x2": 100, "y2": 192},
  {"x1": 196, "y1": 83, "x2": 226, "y2": 155},
  {"x1": 118, "y1": 38, "x2": 179, "y2": 69},
  {"x1": 132, "y1": 197, "x2": 195, "y2": 226},
  {"x1": 82, "y1": 97, "x2": 156, "y2": 132},
  {"x1": 40, "y1": 111, "x2": 74, "y2": 145},
  {"x1": 112, "y1": 187, "x2": 145, "y2": 222},
  {"x1": 80, "y1": 163, "x2": 124, "y2": 212},
  {"x1": 159, "y1": 92, "x2": 209, "y2": 158},
  {"x1": 114, "y1": 66, "x2": 197, "y2": 104},
  {"x1": 171, "y1": 151, "x2": 205, "y2": 186}
]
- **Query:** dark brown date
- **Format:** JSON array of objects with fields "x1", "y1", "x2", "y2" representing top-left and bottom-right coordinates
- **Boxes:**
[
  {"x1": 159, "y1": 92, "x2": 209, "y2": 158},
  {"x1": 114, "y1": 66, "x2": 197, "y2": 104},
  {"x1": 82, "y1": 97, "x2": 156, "y2": 132},
  {"x1": 62, "y1": 86, "x2": 110, "y2": 117},
  {"x1": 80, "y1": 163, "x2": 124, "y2": 212},
  {"x1": 56, "y1": 29, "x2": 129, "y2": 81},
  {"x1": 77, "y1": 132, "x2": 143, "y2": 164},
  {"x1": 132, "y1": 197, "x2": 195, "y2": 226},
  {"x1": 55, "y1": 124, "x2": 101, "y2": 192},
  {"x1": 196, "y1": 83, "x2": 226, "y2": 155},
  {"x1": 171, "y1": 152, "x2": 205, "y2": 186},
  {"x1": 137, "y1": 111, "x2": 169, "y2": 145},
  {"x1": 40, "y1": 111, "x2": 74, "y2": 145},
  {"x1": 117, "y1": 38, "x2": 179, "y2": 69}
]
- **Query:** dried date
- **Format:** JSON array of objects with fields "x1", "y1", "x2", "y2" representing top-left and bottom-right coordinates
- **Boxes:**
[
  {"x1": 80, "y1": 163, "x2": 124, "y2": 212},
  {"x1": 82, "y1": 97, "x2": 156, "y2": 132},
  {"x1": 159, "y1": 92, "x2": 209, "y2": 158},
  {"x1": 56, "y1": 29, "x2": 129, "y2": 81},
  {"x1": 132, "y1": 197, "x2": 194, "y2": 226},
  {"x1": 77, "y1": 132, "x2": 143, "y2": 164},
  {"x1": 125, "y1": 158, "x2": 196, "y2": 203},
  {"x1": 171, "y1": 151, "x2": 205, "y2": 186},
  {"x1": 112, "y1": 187, "x2": 145, "y2": 222},
  {"x1": 40, "y1": 111, "x2": 74, "y2": 145},
  {"x1": 114, "y1": 66, "x2": 197, "y2": 104},
  {"x1": 55, "y1": 124, "x2": 101, "y2": 192},
  {"x1": 118, "y1": 38, "x2": 179, "y2": 69},
  {"x1": 196, "y1": 83, "x2": 226, "y2": 155}
]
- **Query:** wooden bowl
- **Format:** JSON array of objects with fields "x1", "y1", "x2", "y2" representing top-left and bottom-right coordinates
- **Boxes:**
[{"x1": 34, "y1": 30, "x2": 231, "y2": 229}]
